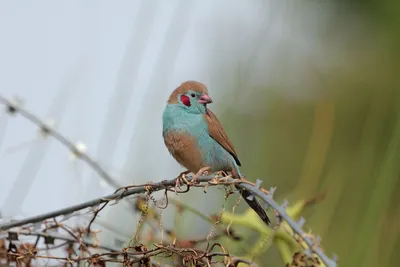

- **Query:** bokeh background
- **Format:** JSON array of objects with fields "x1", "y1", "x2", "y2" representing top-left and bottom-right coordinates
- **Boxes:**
[{"x1": 0, "y1": 0, "x2": 399, "y2": 266}]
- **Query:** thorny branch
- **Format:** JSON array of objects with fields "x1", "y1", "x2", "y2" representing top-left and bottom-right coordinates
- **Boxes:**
[
  {"x1": 0, "y1": 216, "x2": 254, "y2": 267},
  {"x1": 0, "y1": 95, "x2": 140, "y2": 215},
  {"x1": 0, "y1": 173, "x2": 338, "y2": 267},
  {"x1": 0, "y1": 95, "x2": 123, "y2": 190}
]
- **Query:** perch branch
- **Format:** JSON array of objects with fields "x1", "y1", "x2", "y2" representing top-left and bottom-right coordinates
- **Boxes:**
[{"x1": 0, "y1": 174, "x2": 337, "y2": 267}]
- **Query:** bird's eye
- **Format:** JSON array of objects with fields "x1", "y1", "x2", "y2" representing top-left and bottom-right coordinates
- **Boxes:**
[{"x1": 190, "y1": 93, "x2": 196, "y2": 98}]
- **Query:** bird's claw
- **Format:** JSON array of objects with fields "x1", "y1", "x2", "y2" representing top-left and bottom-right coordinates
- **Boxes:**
[
  {"x1": 178, "y1": 170, "x2": 191, "y2": 177},
  {"x1": 218, "y1": 170, "x2": 229, "y2": 177},
  {"x1": 191, "y1": 166, "x2": 211, "y2": 184},
  {"x1": 207, "y1": 171, "x2": 232, "y2": 185},
  {"x1": 173, "y1": 167, "x2": 210, "y2": 192},
  {"x1": 174, "y1": 170, "x2": 191, "y2": 194}
]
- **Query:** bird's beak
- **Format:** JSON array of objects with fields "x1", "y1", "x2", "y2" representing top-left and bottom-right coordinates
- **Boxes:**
[{"x1": 199, "y1": 94, "x2": 213, "y2": 104}]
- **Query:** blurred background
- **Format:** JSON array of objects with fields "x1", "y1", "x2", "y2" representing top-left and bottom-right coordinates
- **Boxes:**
[{"x1": 0, "y1": 0, "x2": 399, "y2": 266}]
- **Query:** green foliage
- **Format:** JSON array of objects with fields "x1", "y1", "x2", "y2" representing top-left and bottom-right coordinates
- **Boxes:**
[
  {"x1": 222, "y1": 62, "x2": 399, "y2": 266},
  {"x1": 219, "y1": 2, "x2": 400, "y2": 265},
  {"x1": 219, "y1": 193, "x2": 327, "y2": 266}
]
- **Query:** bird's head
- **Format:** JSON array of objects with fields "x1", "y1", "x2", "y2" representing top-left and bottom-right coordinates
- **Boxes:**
[{"x1": 167, "y1": 81, "x2": 212, "y2": 114}]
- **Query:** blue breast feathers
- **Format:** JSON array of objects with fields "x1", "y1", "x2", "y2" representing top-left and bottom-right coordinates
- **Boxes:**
[{"x1": 162, "y1": 104, "x2": 239, "y2": 174}]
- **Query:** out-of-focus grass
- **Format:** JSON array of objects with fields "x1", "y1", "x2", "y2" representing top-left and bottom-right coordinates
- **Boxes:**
[
  {"x1": 224, "y1": 85, "x2": 399, "y2": 267},
  {"x1": 219, "y1": 2, "x2": 400, "y2": 266}
]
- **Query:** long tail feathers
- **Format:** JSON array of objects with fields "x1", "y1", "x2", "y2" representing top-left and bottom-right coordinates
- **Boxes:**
[
  {"x1": 236, "y1": 185, "x2": 271, "y2": 225},
  {"x1": 230, "y1": 167, "x2": 270, "y2": 225}
]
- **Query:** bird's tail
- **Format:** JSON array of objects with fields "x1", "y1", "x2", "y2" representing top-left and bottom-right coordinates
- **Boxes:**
[
  {"x1": 231, "y1": 165, "x2": 271, "y2": 226},
  {"x1": 236, "y1": 186, "x2": 271, "y2": 225}
]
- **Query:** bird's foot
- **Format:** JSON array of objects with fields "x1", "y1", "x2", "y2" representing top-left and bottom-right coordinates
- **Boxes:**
[
  {"x1": 217, "y1": 170, "x2": 229, "y2": 177},
  {"x1": 208, "y1": 171, "x2": 231, "y2": 184},
  {"x1": 174, "y1": 170, "x2": 191, "y2": 194},
  {"x1": 178, "y1": 170, "x2": 191, "y2": 178},
  {"x1": 219, "y1": 171, "x2": 243, "y2": 184},
  {"x1": 191, "y1": 166, "x2": 211, "y2": 184}
]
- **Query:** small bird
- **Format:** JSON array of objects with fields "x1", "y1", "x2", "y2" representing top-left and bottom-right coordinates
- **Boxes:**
[{"x1": 162, "y1": 81, "x2": 270, "y2": 225}]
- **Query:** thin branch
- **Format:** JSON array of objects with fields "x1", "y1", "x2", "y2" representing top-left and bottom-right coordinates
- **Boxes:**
[
  {"x1": 9, "y1": 230, "x2": 117, "y2": 252},
  {"x1": 0, "y1": 176, "x2": 204, "y2": 231},
  {"x1": 240, "y1": 182, "x2": 337, "y2": 267},
  {"x1": 0, "y1": 95, "x2": 122, "y2": 189},
  {"x1": 0, "y1": 95, "x2": 137, "y2": 214},
  {"x1": 0, "y1": 174, "x2": 337, "y2": 267}
]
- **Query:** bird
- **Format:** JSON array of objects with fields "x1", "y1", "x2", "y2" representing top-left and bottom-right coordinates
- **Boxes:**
[{"x1": 162, "y1": 80, "x2": 270, "y2": 225}]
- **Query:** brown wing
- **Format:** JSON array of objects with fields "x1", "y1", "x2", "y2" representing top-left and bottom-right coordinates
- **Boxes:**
[{"x1": 204, "y1": 108, "x2": 241, "y2": 166}]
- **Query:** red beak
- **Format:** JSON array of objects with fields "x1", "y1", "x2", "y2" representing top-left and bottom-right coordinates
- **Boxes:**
[{"x1": 199, "y1": 94, "x2": 213, "y2": 104}]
